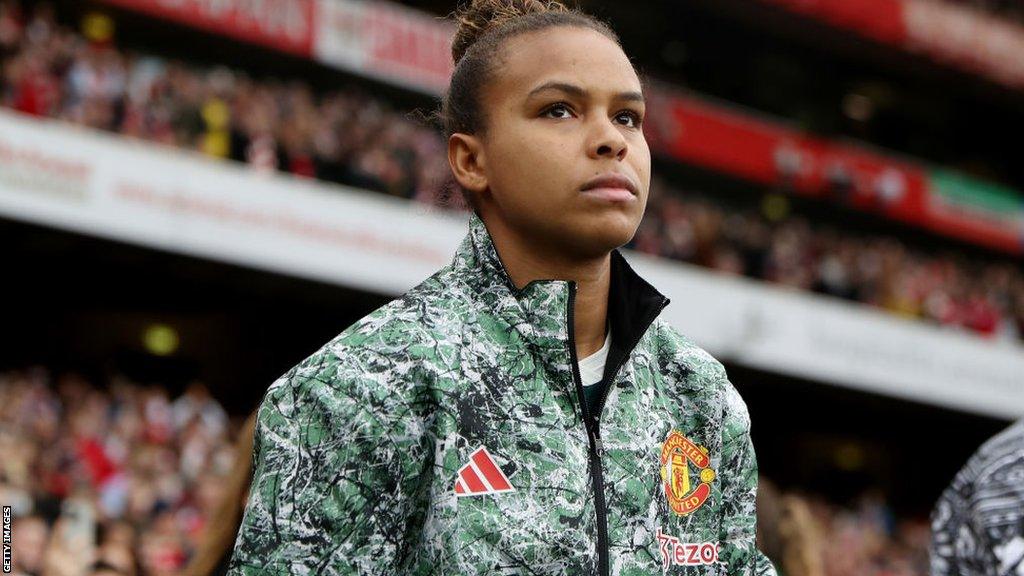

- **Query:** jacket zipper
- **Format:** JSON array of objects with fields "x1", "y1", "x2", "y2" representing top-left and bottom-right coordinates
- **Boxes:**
[
  {"x1": 567, "y1": 281, "x2": 670, "y2": 576},
  {"x1": 566, "y1": 281, "x2": 609, "y2": 576}
]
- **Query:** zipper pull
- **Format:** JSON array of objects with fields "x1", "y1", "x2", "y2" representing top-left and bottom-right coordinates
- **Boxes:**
[{"x1": 592, "y1": 432, "x2": 606, "y2": 457}]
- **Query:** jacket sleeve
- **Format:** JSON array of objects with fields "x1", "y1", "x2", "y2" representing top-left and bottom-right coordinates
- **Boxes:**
[
  {"x1": 716, "y1": 383, "x2": 778, "y2": 576},
  {"x1": 226, "y1": 347, "x2": 429, "y2": 575}
]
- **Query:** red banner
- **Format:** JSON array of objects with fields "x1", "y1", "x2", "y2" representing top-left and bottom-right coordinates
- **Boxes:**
[
  {"x1": 646, "y1": 87, "x2": 929, "y2": 223},
  {"x1": 313, "y1": 0, "x2": 454, "y2": 94},
  {"x1": 759, "y1": 0, "x2": 907, "y2": 44},
  {"x1": 96, "y1": 0, "x2": 315, "y2": 57},
  {"x1": 756, "y1": 0, "x2": 1024, "y2": 91},
  {"x1": 645, "y1": 87, "x2": 1024, "y2": 254},
  {"x1": 904, "y1": 0, "x2": 1024, "y2": 89}
]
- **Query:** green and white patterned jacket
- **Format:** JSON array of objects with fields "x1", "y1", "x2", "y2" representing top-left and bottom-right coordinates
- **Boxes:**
[{"x1": 228, "y1": 212, "x2": 776, "y2": 576}]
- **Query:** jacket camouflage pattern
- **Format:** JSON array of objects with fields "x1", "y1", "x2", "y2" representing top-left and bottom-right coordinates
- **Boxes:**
[{"x1": 228, "y1": 212, "x2": 777, "y2": 575}]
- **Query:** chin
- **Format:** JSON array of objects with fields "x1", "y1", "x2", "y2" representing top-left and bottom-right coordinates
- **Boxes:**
[{"x1": 567, "y1": 214, "x2": 640, "y2": 257}]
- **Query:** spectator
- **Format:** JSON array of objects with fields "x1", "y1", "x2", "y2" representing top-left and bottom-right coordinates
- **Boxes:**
[
  {"x1": 10, "y1": 514, "x2": 49, "y2": 576},
  {"x1": 0, "y1": 367, "x2": 253, "y2": 576}
]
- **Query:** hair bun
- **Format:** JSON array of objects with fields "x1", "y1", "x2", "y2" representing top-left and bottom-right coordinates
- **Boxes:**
[{"x1": 451, "y1": 0, "x2": 570, "y2": 66}]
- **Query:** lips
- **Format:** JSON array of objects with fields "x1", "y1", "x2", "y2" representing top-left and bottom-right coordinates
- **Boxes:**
[{"x1": 580, "y1": 173, "x2": 639, "y2": 202}]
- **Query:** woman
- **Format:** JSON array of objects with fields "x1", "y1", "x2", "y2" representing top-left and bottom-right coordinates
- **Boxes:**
[{"x1": 228, "y1": 1, "x2": 776, "y2": 574}]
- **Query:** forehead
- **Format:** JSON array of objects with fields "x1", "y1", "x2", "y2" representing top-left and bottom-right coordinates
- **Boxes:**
[{"x1": 490, "y1": 26, "x2": 641, "y2": 101}]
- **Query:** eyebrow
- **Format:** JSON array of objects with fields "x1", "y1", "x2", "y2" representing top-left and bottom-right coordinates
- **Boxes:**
[{"x1": 526, "y1": 81, "x2": 645, "y2": 104}]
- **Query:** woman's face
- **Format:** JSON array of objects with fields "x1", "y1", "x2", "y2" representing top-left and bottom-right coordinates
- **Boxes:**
[{"x1": 463, "y1": 26, "x2": 651, "y2": 259}]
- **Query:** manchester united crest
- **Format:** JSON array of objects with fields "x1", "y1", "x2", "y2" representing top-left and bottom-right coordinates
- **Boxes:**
[{"x1": 660, "y1": 429, "x2": 716, "y2": 516}]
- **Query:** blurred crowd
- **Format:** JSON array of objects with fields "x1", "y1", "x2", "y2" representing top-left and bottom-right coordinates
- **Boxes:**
[
  {"x1": 0, "y1": 1, "x2": 459, "y2": 205},
  {"x1": 0, "y1": 366, "x2": 931, "y2": 576},
  {"x1": 3, "y1": 0, "x2": 1023, "y2": 344},
  {"x1": 0, "y1": 367, "x2": 252, "y2": 576},
  {"x1": 631, "y1": 187, "x2": 1024, "y2": 342},
  {"x1": 757, "y1": 481, "x2": 931, "y2": 576}
]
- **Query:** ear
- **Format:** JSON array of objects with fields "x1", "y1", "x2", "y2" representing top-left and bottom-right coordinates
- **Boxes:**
[{"x1": 448, "y1": 132, "x2": 488, "y2": 195}]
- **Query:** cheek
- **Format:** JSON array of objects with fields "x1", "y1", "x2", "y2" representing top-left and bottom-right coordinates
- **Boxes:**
[
  {"x1": 631, "y1": 138, "x2": 652, "y2": 195},
  {"x1": 632, "y1": 136, "x2": 651, "y2": 176},
  {"x1": 488, "y1": 130, "x2": 575, "y2": 206}
]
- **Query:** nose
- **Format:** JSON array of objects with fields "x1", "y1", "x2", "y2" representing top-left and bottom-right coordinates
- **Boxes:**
[{"x1": 587, "y1": 115, "x2": 628, "y2": 161}]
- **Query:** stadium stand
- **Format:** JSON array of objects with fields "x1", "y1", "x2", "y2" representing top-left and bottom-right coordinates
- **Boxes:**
[
  {"x1": 2, "y1": 367, "x2": 238, "y2": 575},
  {"x1": 3, "y1": 1, "x2": 1022, "y2": 343}
]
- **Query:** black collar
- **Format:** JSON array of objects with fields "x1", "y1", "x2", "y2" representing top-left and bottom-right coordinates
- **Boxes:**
[
  {"x1": 601, "y1": 249, "x2": 671, "y2": 385},
  {"x1": 453, "y1": 212, "x2": 671, "y2": 375}
]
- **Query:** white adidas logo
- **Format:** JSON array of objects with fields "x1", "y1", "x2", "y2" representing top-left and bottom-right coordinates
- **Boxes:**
[{"x1": 453, "y1": 446, "x2": 516, "y2": 497}]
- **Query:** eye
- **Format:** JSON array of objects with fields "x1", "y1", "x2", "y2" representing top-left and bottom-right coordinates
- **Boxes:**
[
  {"x1": 541, "y1": 102, "x2": 575, "y2": 119},
  {"x1": 615, "y1": 109, "x2": 643, "y2": 128}
]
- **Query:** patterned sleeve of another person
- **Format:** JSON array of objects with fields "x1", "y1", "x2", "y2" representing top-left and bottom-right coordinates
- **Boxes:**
[{"x1": 931, "y1": 418, "x2": 1024, "y2": 576}]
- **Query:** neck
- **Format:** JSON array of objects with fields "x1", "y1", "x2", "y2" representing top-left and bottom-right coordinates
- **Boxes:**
[{"x1": 484, "y1": 215, "x2": 610, "y2": 360}]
